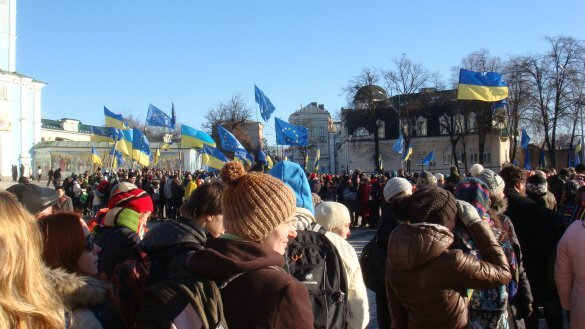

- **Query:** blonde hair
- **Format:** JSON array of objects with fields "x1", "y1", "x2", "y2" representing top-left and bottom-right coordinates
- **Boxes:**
[{"x1": 0, "y1": 192, "x2": 66, "y2": 329}]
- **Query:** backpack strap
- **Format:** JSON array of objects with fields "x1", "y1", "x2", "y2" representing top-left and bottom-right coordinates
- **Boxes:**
[
  {"x1": 307, "y1": 221, "x2": 327, "y2": 235},
  {"x1": 217, "y1": 265, "x2": 284, "y2": 289}
]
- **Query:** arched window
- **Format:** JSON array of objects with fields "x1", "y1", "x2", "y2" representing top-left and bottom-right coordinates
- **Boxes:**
[
  {"x1": 454, "y1": 114, "x2": 465, "y2": 134},
  {"x1": 415, "y1": 116, "x2": 427, "y2": 136},
  {"x1": 376, "y1": 120, "x2": 385, "y2": 139},
  {"x1": 353, "y1": 127, "x2": 370, "y2": 139},
  {"x1": 467, "y1": 112, "x2": 477, "y2": 132}
]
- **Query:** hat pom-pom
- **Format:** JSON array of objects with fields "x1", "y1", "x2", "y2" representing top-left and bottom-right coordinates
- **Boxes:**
[{"x1": 220, "y1": 161, "x2": 246, "y2": 185}]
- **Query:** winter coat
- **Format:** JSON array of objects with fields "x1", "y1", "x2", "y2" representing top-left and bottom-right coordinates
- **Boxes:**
[
  {"x1": 555, "y1": 219, "x2": 585, "y2": 329},
  {"x1": 186, "y1": 237, "x2": 314, "y2": 329},
  {"x1": 56, "y1": 196, "x2": 74, "y2": 211},
  {"x1": 293, "y1": 207, "x2": 369, "y2": 329},
  {"x1": 93, "y1": 225, "x2": 140, "y2": 280},
  {"x1": 140, "y1": 217, "x2": 210, "y2": 283},
  {"x1": 386, "y1": 222, "x2": 511, "y2": 329},
  {"x1": 45, "y1": 267, "x2": 110, "y2": 329},
  {"x1": 504, "y1": 187, "x2": 559, "y2": 302}
]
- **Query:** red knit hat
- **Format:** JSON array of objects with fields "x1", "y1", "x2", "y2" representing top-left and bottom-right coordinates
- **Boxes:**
[{"x1": 107, "y1": 182, "x2": 153, "y2": 214}]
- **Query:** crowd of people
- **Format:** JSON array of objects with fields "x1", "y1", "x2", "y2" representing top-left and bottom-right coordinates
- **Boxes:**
[{"x1": 0, "y1": 160, "x2": 583, "y2": 329}]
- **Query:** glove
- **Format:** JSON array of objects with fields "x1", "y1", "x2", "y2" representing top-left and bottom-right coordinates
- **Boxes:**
[{"x1": 456, "y1": 200, "x2": 482, "y2": 227}]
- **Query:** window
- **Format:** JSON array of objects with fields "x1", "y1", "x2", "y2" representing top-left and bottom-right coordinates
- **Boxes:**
[
  {"x1": 467, "y1": 112, "x2": 477, "y2": 132},
  {"x1": 310, "y1": 128, "x2": 314, "y2": 137},
  {"x1": 456, "y1": 149, "x2": 465, "y2": 164},
  {"x1": 469, "y1": 148, "x2": 478, "y2": 164},
  {"x1": 439, "y1": 116, "x2": 450, "y2": 135},
  {"x1": 412, "y1": 116, "x2": 427, "y2": 137},
  {"x1": 483, "y1": 149, "x2": 491, "y2": 164},
  {"x1": 454, "y1": 114, "x2": 465, "y2": 134},
  {"x1": 320, "y1": 127, "x2": 324, "y2": 137},
  {"x1": 353, "y1": 127, "x2": 369, "y2": 139},
  {"x1": 443, "y1": 149, "x2": 452, "y2": 165}
]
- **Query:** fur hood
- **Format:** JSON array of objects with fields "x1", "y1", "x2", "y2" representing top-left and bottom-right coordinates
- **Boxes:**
[{"x1": 44, "y1": 266, "x2": 110, "y2": 308}]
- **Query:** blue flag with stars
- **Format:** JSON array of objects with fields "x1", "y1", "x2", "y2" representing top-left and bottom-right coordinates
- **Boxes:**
[
  {"x1": 275, "y1": 117, "x2": 309, "y2": 146},
  {"x1": 146, "y1": 104, "x2": 174, "y2": 129},
  {"x1": 254, "y1": 85, "x2": 276, "y2": 122},
  {"x1": 421, "y1": 151, "x2": 435, "y2": 166},
  {"x1": 217, "y1": 125, "x2": 247, "y2": 153}
]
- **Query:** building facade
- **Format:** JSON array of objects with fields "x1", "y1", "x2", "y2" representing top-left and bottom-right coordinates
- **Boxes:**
[
  {"x1": 0, "y1": 0, "x2": 46, "y2": 179},
  {"x1": 288, "y1": 102, "x2": 335, "y2": 173}
]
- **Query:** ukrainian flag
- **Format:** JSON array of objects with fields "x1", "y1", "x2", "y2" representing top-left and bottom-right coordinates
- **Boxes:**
[
  {"x1": 266, "y1": 155, "x2": 273, "y2": 169},
  {"x1": 153, "y1": 148, "x2": 161, "y2": 165},
  {"x1": 457, "y1": 69, "x2": 509, "y2": 102},
  {"x1": 402, "y1": 145, "x2": 413, "y2": 161},
  {"x1": 91, "y1": 147, "x2": 102, "y2": 166},
  {"x1": 181, "y1": 124, "x2": 216, "y2": 149},
  {"x1": 132, "y1": 128, "x2": 151, "y2": 167},
  {"x1": 104, "y1": 107, "x2": 127, "y2": 129},
  {"x1": 90, "y1": 126, "x2": 112, "y2": 143},
  {"x1": 202, "y1": 145, "x2": 228, "y2": 171},
  {"x1": 116, "y1": 129, "x2": 133, "y2": 156},
  {"x1": 314, "y1": 146, "x2": 320, "y2": 172}
]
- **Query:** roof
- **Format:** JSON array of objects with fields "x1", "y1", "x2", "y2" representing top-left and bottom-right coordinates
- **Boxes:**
[
  {"x1": 40, "y1": 118, "x2": 93, "y2": 134},
  {"x1": 0, "y1": 69, "x2": 46, "y2": 84}
]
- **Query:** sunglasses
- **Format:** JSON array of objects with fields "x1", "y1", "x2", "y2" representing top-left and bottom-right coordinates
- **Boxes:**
[{"x1": 85, "y1": 234, "x2": 96, "y2": 252}]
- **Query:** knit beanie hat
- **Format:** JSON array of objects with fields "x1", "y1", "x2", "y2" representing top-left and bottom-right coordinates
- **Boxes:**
[
  {"x1": 477, "y1": 169, "x2": 505, "y2": 196},
  {"x1": 407, "y1": 186, "x2": 457, "y2": 227},
  {"x1": 221, "y1": 161, "x2": 296, "y2": 242},
  {"x1": 107, "y1": 182, "x2": 153, "y2": 214},
  {"x1": 470, "y1": 163, "x2": 484, "y2": 177},
  {"x1": 314, "y1": 202, "x2": 351, "y2": 231},
  {"x1": 416, "y1": 170, "x2": 438, "y2": 187},
  {"x1": 383, "y1": 177, "x2": 412, "y2": 201},
  {"x1": 454, "y1": 178, "x2": 491, "y2": 221},
  {"x1": 526, "y1": 174, "x2": 548, "y2": 196},
  {"x1": 435, "y1": 173, "x2": 445, "y2": 181}
]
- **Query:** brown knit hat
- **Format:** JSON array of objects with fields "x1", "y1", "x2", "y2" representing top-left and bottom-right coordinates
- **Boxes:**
[
  {"x1": 220, "y1": 161, "x2": 296, "y2": 242},
  {"x1": 407, "y1": 186, "x2": 457, "y2": 227}
]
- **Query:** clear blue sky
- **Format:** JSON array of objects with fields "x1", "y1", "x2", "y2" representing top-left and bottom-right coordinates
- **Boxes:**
[{"x1": 17, "y1": 1, "x2": 584, "y2": 144}]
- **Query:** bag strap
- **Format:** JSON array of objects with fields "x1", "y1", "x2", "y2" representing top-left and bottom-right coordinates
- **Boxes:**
[{"x1": 307, "y1": 221, "x2": 327, "y2": 235}]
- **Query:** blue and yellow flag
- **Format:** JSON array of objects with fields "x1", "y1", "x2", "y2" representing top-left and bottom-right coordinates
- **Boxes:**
[
  {"x1": 91, "y1": 147, "x2": 102, "y2": 166},
  {"x1": 181, "y1": 124, "x2": 216, "y2": 149},
  {"x1": 304, "y1": 152, "x2": 309, "y2": 171},
  {"x1": 90, "y1": 126, "x2": 112, "y2": 143},
  {"x1": 314, "y1": 146, "x2": 320, "y2": 172},
  {"x1": 104, "y1": 107, "x2": 127, "y2": 129},
  {"x1": 402, "y1": 145, "x2": 413, "y2": 161},
  {"x1": 393, "y1": 133, "x2": 404, "y2": 154},
  {"x1": 275, "y1": 117, "x2": 309, "y2": 146},
  {"x1": 258, "y1": 149, "x2": 267, "y2": 165},
  {"x1": 109, "y1": 146, "x2": 125, "y2": 169},
  {"x1": 234, "y1": 151, "x2": 253, "y2": 165},
  {"x1": 254, "y1": 85, "x2": 276, "y2": 122},
  {"x1": 116, "y1": 129, "x2": 133, "y2": 156},
  {"x1": 457, "y1": 69, "x2": 508, "y2": 102},
  {"x1": 132, "y1": 128, "x2": 151, "y2": 167},
  {"x1": 153, "y1": 148, "x2": 161, "y2": 166},
  {"x1": 202, "y1": 145, "x2": 228, "y2": 171},
  {"x1": 266, "y1": 156, "x2": 273, "y2": 169},
  {"x1": 217, "y1": 125, "x2": 247, "y2": 153}
]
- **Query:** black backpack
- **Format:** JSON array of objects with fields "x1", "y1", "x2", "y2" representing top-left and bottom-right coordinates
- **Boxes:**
[{"x1": 285, "y1": 223, "x2": 348, "y2": 329}]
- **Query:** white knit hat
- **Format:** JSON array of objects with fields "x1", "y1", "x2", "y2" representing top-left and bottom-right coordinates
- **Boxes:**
[
  {"x1": 383, "y1": 177, "x2": 412, "y2": 201},
  {"x1": 477, "y1": 169, "x2": 505, "y2": 196},
  {"x1": 470, "y1": 164, "x2": 484, "y2": 177},
  {"x1": 314, "y1": 202, "x2": 350, "y2": 231}
]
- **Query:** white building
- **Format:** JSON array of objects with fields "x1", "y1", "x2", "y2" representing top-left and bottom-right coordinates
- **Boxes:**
[{"x1": 0, "y1": 0, "x2": 46, "y2": 179}]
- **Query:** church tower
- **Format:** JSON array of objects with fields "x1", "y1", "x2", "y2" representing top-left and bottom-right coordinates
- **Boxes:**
[{"x1": 0, "y1": 0, "x2": 46, "y2": 179}]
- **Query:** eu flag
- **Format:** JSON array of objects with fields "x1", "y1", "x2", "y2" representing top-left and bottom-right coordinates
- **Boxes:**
[
  {"x1": 255, "y1": 85, "x2": 276, "y2": 122},
  {"x1": 275, "y1": 117, "x2": 309, "y2": 146},
  {"x1": 421, "y1": 151, "x2": 435, "y2": 166},
  {"x1": 146, "y1": 104, "x2": 174, "y2": 129},
  {"x1": 393, "y1": 133, "x2": 404, "y2": 154},
  {"x1": 217, "y1": 125, "x2": 247, "y2": 153},
  {"x1": 524, "y1": 149, "x2": 531, "y2": 170},
  {"x1": 521, "y1": 129, "x2": 531, "y2": 149}
]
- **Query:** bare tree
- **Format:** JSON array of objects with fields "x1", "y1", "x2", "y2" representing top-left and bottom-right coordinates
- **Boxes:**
[
  {"x1": 521, "y1": 36, "x2": 584, "y2": 167},
  {"x1": 202, "y1": 93, "x2": 254, "y2": 153}
]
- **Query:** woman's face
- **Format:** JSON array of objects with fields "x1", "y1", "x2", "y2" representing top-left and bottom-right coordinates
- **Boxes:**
[
  {"x1": 260, "y1": 216, "x2": 297, "y2": 255},
  {"x1": 77, "y1": 222, "x2": 100, "y2": 276},
  {"x1": 206, "y1": 214, "x2": 225, "y2": 238}
]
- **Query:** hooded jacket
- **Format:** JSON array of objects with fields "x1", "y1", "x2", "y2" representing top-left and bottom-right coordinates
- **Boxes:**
[
  {"x1": 186, "y1": 237, "x2": 313, "y2": 329},
  {"x1": 45, "y1": 267, "x2": 111, "y2": 329},
  {"x1": 93, "y1": 225, "x2": 139, "y2": 280},
  {"x1": 140, "y1": 217, "x2": 210, "y2": 283},
  {"x1": 386, "y1": 222, "x2": 511, "y2": 329}
]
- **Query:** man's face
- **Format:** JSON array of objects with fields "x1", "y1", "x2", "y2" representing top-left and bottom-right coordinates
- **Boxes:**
[{"x1": 57, "y1": 188, "x2": 65, "y2": 197}]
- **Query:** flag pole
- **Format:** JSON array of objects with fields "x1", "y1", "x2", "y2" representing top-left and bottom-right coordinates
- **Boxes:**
[{"x1": 109, "y1": 140, "x2": 119, "y2": 172}]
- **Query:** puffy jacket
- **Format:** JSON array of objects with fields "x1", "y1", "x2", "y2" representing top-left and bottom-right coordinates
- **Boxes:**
[{"x1": 386, "y1": 222, "x2": 511, "y2": 329}]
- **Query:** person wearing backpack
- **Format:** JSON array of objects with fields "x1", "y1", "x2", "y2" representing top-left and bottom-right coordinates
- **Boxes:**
[
  {"x1": 184, "y1": 162, "x2": 313, "y2": 329},
  {"x1": 140, "y1": 181, "x2": 225, "y2": 285},
  {"x1": 269, "y1": 161, "x2": 367, "y2": 329}
]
